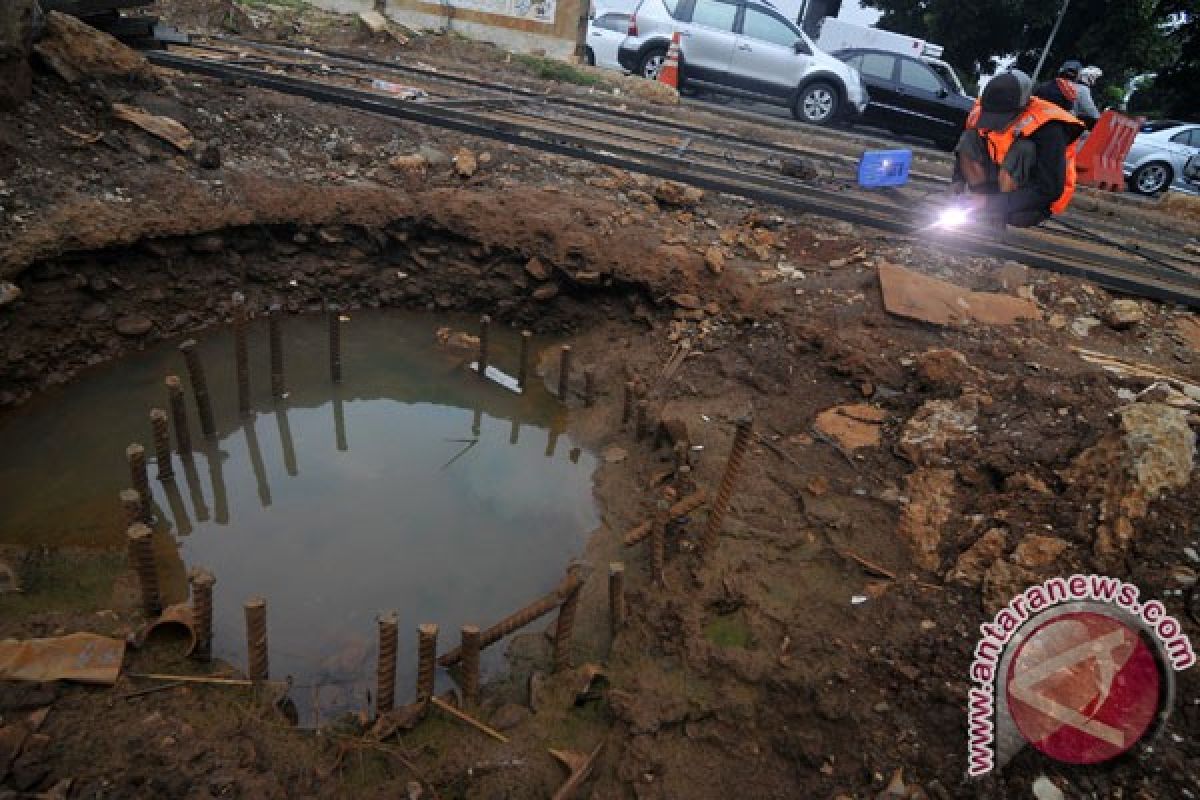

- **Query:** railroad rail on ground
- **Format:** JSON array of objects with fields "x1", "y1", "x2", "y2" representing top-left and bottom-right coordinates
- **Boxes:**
[{"x1": 145, "y1": 40, "x2": 1200, "y2": 309}]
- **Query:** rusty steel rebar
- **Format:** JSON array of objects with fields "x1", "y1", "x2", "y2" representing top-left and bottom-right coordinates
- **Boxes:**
[
  {"x1": 557, "y1": 345, "x2": 572, "y2": 401},
  {"x1": 553, "y1": 565, "x2": 584, "y2": 673},
  {"x1": 126, "y1": 443, "x2": 153, "y2": 523},
  {"x1": 416, "y1": 623, "x2": 438, "y2": 704},
  {"x1": 179, "y1": 340, "x2": 216, "y2": 438},
  {"x1": 635, "y1": 400, "x2": 650, "y2": 441},
  {"x1": 583, "y1": 367, "x2": 595, "y2": 407},
  {"x1": 328, "y1": 303, "x2": 343, "y2": 384},
  {"x1": 119, "y1": 488, "x2": 143, "y2": 531},
  {"x1": 518, "y1": 330, "x2": 532, "y2": 389},
  {"x1": 702, "y1": 415, "x2": 754, "y2": 555},
  {"x1": 233, "y1": 301, "x2": 250, "y2": 416},
  {"x1": 190, "y1": 568, "x2": 215, "y2": 661},
  {"x1": 609, "y1": 562, "x2": 626, "y2": 636},
  {"x1": 127, "y1": 523, "x2": 161, "y2": 617},
  {"x1": 165, "y1": 375, "x2": 192, "y2": 457},
  {"x1": 438, "y1": 570, "x2": 584, "y2": 667},
  {"x1": 623, "y1": 488, "x2": 709, "y2": 547},
  {"x1": 244, "y1": 596, "x2": 269, "y2": 681},
  {"x1": 460, "y1": 625, "x2": 481, "y2": 708},
  {"x1": 477, "y1": 314, "x2": 490, "y2": 377},
  {"x1": 621, "y1": 381, "x2": 635, "y2": 429},
  {"x1": 376, "y1": 611, "x2": 399, "y2": 715},
  {"x1": 150, "y1": 409, "x2": 174, "y2": 481},
  {"x1": 268, "y1": 305, "x2": 284, "y2": 399}
]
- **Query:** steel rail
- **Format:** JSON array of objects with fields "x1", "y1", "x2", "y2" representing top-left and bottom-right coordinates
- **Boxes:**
[{"x1": 146, "y1": 49, "x2": 1200, "y2": 307}]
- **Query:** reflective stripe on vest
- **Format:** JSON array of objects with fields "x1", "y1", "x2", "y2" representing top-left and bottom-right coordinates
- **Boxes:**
[{"x1": 965, "y1": 96, "x2": 1086, "y2": 215}]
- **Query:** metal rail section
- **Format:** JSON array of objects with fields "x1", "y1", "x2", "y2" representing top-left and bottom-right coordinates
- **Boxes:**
[{"x1": 147, "y1": 49, "x2": 1200, "y2": 308}]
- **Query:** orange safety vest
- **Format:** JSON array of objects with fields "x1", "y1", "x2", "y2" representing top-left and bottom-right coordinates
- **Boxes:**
[{"x1": 965, "y1": 96, "x2": 1086, "y2": 215}]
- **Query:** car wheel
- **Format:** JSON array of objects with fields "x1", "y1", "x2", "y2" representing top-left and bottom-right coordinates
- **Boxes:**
[
  {"x1": 1129, "y1": 161, "x2": 1173, "y2": 195},
  {"x1": 638, "y1": 47, "x2": 667, "y2": 81},
  {"x1": 793, "y1": 82, "x2": 840, "y2": 125},
  {"x1": 584, "y1": 47, "x2": 595, "y2": 67}
]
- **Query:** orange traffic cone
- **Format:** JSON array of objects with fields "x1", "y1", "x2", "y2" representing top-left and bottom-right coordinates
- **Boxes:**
[{"x1": 658, "y1": 31, "x2": 681, "y2": 88}]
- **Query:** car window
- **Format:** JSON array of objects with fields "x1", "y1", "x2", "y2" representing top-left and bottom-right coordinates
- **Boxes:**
[
  {"x1": 899, "y1": 59, "x2": 943, "y2": 93},
  {"x1": 841, "y1": 53, "x2": 863, "y2": 69},
  {"x1": 742, "y1": 7, "x2": 798, "y2": 47},
  {"x1": 595, "y1": 12, "x2": 629, "y2": 30},
  {"x1": 859, "y1": 53, "x2": 895, "y2": 81},
  {"x1": 663, "y1": 0, "x2": 681, "y2": 17},
  {"x1": 1170, "y1": 129, "x2": 1200, "y2": 147},
  {"x1": 689, "y1": 0, "x2": 737, "y2": 30},
  {"x1": 1142, "y1": 120, "x2": 1185, "y2": 133}
]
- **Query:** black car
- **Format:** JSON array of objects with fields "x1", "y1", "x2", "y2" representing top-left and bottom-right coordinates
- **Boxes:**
[{"x1": 832, "y1": 48, "x2": 973, "y2": 150}]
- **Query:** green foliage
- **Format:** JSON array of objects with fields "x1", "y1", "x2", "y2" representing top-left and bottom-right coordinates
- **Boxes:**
[
  {"x1": 511, "y1": 54, "x2": 608, "y2": 87},
  {"x1": 860, "y1": 0, "x2": 1197, "y2": 99}
]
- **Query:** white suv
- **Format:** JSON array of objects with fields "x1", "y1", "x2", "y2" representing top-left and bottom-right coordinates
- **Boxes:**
[{"x1": 617, "y1": 0, "x2": 868, "y2": 125}]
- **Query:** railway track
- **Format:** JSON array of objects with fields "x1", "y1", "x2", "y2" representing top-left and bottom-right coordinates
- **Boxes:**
[{"x1": 146, "y1": 41, "x2": 1200, "y2": 308}]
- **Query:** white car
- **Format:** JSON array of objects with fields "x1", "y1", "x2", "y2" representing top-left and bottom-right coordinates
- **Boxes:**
[
  {"x1": 1123, "y1": 120, "x2": 1200, "y2": 196},
  {"x1": 586, "y1": 9, "x2": 633, "y2": 70}
]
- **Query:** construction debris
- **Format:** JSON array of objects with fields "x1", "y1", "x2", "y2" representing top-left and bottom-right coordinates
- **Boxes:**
[
  {"x1": 878, "y1": 261, "x2": 1040, "y2": 326},
  {"x1": 813, "y1": 404, "x2": 887, "y2": 450},
  {"x1": 0, "y1": 633, "x2": 125, "y2": 685},
  {"x1": 33, "y1": 12, "x2": 152, "y2": 85},
  {"x1": 111, "y1": 104, "x2": 195, "y2": 152}
]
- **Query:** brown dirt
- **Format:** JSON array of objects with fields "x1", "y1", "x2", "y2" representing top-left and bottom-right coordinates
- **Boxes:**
[{"x1": 2, "y1": 6, "x2": 1200, "y2": 800}]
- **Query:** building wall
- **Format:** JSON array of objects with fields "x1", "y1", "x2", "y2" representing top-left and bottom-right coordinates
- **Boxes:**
[{"x1": 311, "y1": 0, "x2": 587, "y2": 60}]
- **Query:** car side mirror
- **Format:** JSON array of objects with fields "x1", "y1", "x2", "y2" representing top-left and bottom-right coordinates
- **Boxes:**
[{"x1": 794, "y1": 40, "x2": 810, "y2": 55}]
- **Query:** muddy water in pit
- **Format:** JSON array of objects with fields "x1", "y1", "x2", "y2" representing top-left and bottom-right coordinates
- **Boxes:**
[{"x1": 0, "y1": 311, "x2": 599, "y2": 722}]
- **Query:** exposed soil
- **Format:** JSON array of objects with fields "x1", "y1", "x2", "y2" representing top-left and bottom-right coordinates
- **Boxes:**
[{"x1": 2, "y1": 5, "x2": 1200, "y2": 800}]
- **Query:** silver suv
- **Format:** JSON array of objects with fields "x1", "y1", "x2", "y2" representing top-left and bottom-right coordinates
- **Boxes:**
[{"x1": 617, "y1": 0, "x2": 868, "y2": 124}]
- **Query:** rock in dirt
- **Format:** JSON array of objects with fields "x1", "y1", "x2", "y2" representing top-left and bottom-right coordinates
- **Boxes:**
[
  {"x1": 434, "y1": 327, "x2": 479, "y2": 351},
  {"x1": 654, "y1": 180, "x2": 704, "y2": 208},
  {"x1": 1031, "y1": 776, "x2": 1065, "y2": 800},
  {"x1": 389, "y1": 153, "x2": 428, "y2": 175},
  {"x1": 899, "y1": 394, "x2": 980, "y2": 467},
  {"x1": 813, "y1": 404, "x2": 888, "y2": 450},
  {"x1": 33, "y1": 11, "x2": 152, "y2": 85},
  {"x1": 194, "y1": 141, "x2": 222, "y2": 170},
  {"x1": 114, "y1": 315, "x2": 153, "y2": 337},
  {"x1": 1104, "y1": 298, "x2": 1145, "y2": 329},
  {"x1": 704, "y1": 246, "x2": 725, "y2": 275},
  {"x1": 112, "y1": 103, "x2": 194, "y2": 152},
  {"x1": 1175, "y1": 316, "x2": 1200, "y2": 352},
  {"x1": 982, "y1": 559, "x2": 1038, "y2": 615},
  {"x1": 1011, "y1": 534, "x2": 1069, "y2": 568},
  {"x1": 603, "y1": 446, "x2": 627, "y2": 464},
  {"x1": 898, "y1": 468, "x2": 956, "y2": 571},
  {"x1": 1066, "y1": 403, "x2": 1196, "y2": 560},
  {"x1": 914, "y1": 348, "x2": 976, "y2": 389},
  {"x1": 0, "y1": 281, "x2": 21, "y2": 308},
  {"x1": 0, "y1": 0, "x2": 38, "y2": 108},
  {"x1": 671, "y1": 293, "x2": 702, "y2": 310},
  {"x1": 1070, "y1": 316, "x2": 1102, "y2": 338},
  {"x1": 525, "y1": 257, "x2": 551, "y2": 281},
  {"x1": 947, "y1": 528, "x2": 1007, "y2": 587},
  {"x1": 490, "y1": 703, "x2": 531, "y2": 731},
  {"x1": 532, "y1": 284, "x2": 560, "y2": 301},
  {"x1": 780, "y1": 157, "x2": 820, "y2": 180},
  {"x1": 878, "y1": 261, "x2": 1039, "y2": 327},
  {"x1": 453, "y1": 148, "x2": 478, "y2": 178}
]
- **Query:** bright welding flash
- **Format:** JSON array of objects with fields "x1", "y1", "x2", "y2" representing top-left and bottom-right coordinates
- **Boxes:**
[{"x1": 935, "y1": 206, "x2": 971, "y2": 229}]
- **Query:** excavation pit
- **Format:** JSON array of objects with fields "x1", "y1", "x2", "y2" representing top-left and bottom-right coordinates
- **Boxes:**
[{"x1": 0, "y1": 310, "x2": 599, "y2": 722}]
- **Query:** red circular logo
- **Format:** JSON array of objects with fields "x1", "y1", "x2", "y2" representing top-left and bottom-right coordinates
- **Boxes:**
[{"x1": 1005, "y1": 611, "x2": 1162, "y2": 765}]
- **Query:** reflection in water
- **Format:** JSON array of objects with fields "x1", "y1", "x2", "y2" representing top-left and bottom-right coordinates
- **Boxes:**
[{"x1": 0, "y1": 311, "x2": 597, "y2": 723}]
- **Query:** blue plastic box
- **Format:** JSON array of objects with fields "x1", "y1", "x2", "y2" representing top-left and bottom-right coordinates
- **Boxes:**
[{"x1": 857, "y1": 149, "x2": 912, "y2": 188}]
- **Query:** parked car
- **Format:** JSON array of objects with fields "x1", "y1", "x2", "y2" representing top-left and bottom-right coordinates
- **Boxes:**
[
  {"x1": 1123, "y1": 119, "x2": 1200, "y2": 196},
  {"x1": 832, "y1": 47, "x2": 973, "y2": 150},
  {"x1": 586, "y1": 9, "x2": 633, "y2": 70},
  {"x1": 617, "y1": 0, "x2": 868, "y2": 125}
]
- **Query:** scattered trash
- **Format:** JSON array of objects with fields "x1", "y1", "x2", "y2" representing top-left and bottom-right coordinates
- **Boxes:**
[
  {"x1": 851, "y1": 595, "x2": 869, "y2": 605},
  {"x1": 133, "y1": 603, "x2": 197, "y2": 655},
  {"x1": 0, "y1": 633, "x2": 125, "y2": 685}
]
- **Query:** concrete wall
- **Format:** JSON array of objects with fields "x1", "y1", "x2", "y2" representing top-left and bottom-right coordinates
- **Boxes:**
[{"x1": 312, "y1": 0, "x2": 587, "y2": 60}]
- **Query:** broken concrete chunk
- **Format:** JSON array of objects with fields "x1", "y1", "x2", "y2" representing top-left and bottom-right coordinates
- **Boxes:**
[
  {"x1": 1104, "y1": 298, "x2": 1145, "y2": 329},
  {"x1": 814, "y1": 404, "x2": 887, "y2": 450},
  {"x1": 878, "y1": 261, "x2": 1039, "y2": 327},
  {"x1": 1070, "y1": 316, "x2": 1102, "y2": 338},
  {"x1": 112, "y1": 104, "x2": 194, "y2": 152},
  {"x1": 653, "y1": 180, "x2": 704, "y2": 208},
  {"x1": 389, "y1": 153, "x2": 428, "y2": 174},
  {"x1": 525, "y1": 257, "x2": 551, "y2": 281},
  {"x1": 947, "y1": 528, "x2": 1007, "y2": 587},
  {"x1": 899, "y1": 394, "x2": 980, "y2": 467},
  {"x1": 704, "y1": 246, "x2": 725, "y2": 275},
  {"x1": 34, "y1": 12, "x2": 152, "y2": 85},
  {"x1": 453, "y1": 148, "x2": 478, "y2": 178},
  {"x1": 1011, "y1": 534, "x2": 1069, "y2": 569},
  {"x1": 914, "y1": 348, "x2": 976, "y2": 389},
  {"x1": 898, "y1": 467, "x2": 956, "y2": 572},
  {"x1": 0, "y1": 282, "x2": 20, "y2": 308}
]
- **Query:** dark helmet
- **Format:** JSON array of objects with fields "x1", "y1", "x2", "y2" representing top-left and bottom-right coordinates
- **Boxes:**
[{"x1": 1058, "y1": 60, "x2": 1083, "y2": 79}]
